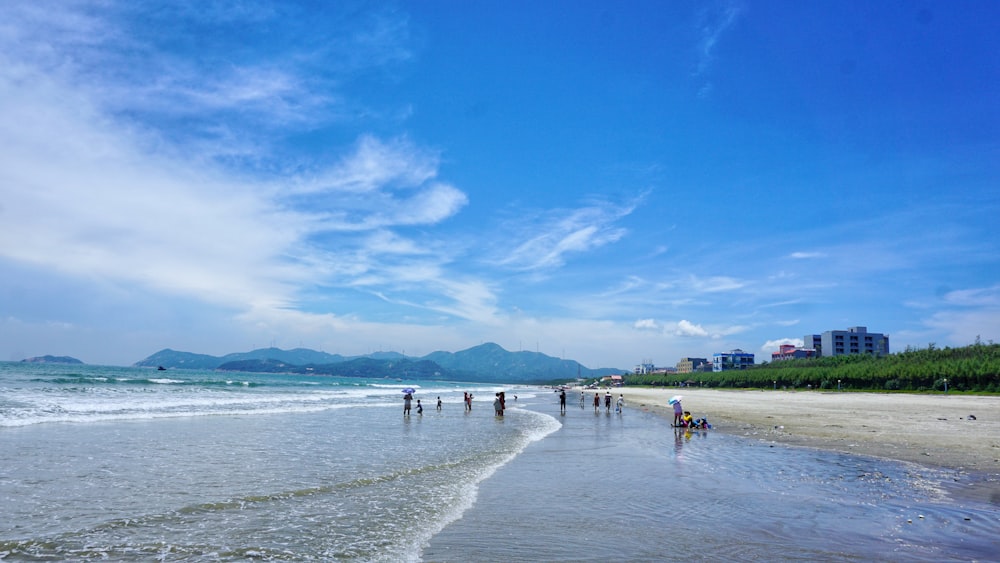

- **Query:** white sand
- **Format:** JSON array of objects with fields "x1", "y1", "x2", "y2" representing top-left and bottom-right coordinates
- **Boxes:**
[{"x1": 612, "y1": 387, "x2": 1000, "y2": 475}]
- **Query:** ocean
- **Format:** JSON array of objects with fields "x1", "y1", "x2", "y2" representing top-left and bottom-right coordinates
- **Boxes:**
[{"x1": 1, "y1": 363, "x2": 997, "y2": 562}]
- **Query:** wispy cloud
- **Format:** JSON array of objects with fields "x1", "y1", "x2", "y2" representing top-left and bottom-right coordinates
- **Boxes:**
[
  {"x1": 1, "y1": 0, "x2": 502, "y2": 336},
  {"x1": 694, "y1": 1, "x2": 743, "y2": 76},
  {"x1": 788, "y1": 251, "x2": 826, "y2": 259},
  {"x1": 495, "y1": 198, "x2": 636, "y2": 271},
  {"x1": 1, "y1": 2, "x2": 413, "y2": 166},
  {"x1": 291, "y1": 136, "x2": 468, "y2": 232},
  {"x1": 942, "y1": 284, "x2": 1000, "y2": 307},
  {"x1": 684, "y1": 275, "x2": 746, "y2": 293}
]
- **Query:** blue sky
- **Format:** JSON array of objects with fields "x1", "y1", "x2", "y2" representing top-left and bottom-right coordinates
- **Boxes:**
[{"x1": 1, "y1": 1, "x2": 998, "y2": 369}]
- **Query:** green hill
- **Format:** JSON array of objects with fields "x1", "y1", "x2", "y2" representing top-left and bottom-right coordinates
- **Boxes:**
[
  {"x1": 21, "y1": 355, "x2": 84, "y2": 364},
  {"x1": 135, "y1": 342, "x2": 623, "y2": 384}
]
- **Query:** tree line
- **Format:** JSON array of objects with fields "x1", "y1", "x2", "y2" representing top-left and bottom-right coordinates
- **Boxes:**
[{"x1": 624, "y1": 340, "x2": 1000, "y2": 392}]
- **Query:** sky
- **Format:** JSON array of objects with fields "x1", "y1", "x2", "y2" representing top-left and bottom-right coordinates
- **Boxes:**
[{"x1": 1, "y1": 1, "x2": 998, "y2": 369}]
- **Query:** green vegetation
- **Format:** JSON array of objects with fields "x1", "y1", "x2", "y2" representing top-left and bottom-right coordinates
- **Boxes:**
[{"x1": 626, "y1": 341, "x2": 1000, "y2": 392}]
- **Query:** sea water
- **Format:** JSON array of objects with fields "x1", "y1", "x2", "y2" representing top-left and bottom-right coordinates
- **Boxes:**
[{"x1": 1, "y1": 363, "x2": 997, "y2": 561}]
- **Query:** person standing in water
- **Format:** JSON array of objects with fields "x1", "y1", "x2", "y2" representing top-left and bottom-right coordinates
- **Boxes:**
[
  {"x1": 616, "y1": 394, "x2": 624, "y2": 414},
  {"x1": 559, "y1": 389, "x2": 567, "y2": 413},
  {"x1": 403, "y1": 393, "x2": 412, "y2": 416},
  {"x1": 593, "y1": 392, "x2": 600, "y2": 412},
  {"x1": 604, "y1": 391, "x2": 612, "y2": 413},
  {"x1": 416, "y1": 399, "x2": 423, "y2": 415},
  {"x1": 436, "y1": 396, "x2": 442, "y2": 411},
  {"x1": 672, "y1": 399, "x2": 683, "y2": 427}
]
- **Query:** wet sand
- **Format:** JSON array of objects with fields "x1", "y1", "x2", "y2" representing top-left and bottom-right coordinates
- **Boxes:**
[
  {"x1": 613, "y1": 388, "x2": 1000, "y2": 477},
  {"x1": 426, "y1": 391, "x2": 1000, "y2": 560}
]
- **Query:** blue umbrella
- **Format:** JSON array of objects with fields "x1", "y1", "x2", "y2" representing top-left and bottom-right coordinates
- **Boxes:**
[
  {"x1": 668, "y1": 395, "x2": 683, "y2": 405},
  {"x1": 402, "y1": 388, "x2": 416, "y2": 394}
]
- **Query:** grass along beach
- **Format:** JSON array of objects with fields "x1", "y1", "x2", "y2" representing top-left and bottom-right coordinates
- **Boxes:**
[{"x1": 615, "y1": 388, "x2": 1000, "y2": 487}]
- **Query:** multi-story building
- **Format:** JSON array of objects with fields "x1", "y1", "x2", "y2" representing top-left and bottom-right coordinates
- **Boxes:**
[
  {"x1": 771, "y1": 344, "x2": 816, "y2": 361},
  {"x1": 804, "y1": 334, "x2": 823, "y2": 356},
  {"x1": 676, "y1": 357, "x2": 710, "y2": 373},
  {"x1": 803, "y1": 326, "x2": 889, "y2": 357},
  {"x1": 712, "y1": 349, "x2": 755, "y2": 372},
  {"x1": 634, "y1": 361, "x2": 656, "y2": 375}
]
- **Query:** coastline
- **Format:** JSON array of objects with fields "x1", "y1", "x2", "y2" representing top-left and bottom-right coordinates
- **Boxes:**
[{"x1": 612, "y1": 387, "x2": 1000, "y2": 483}]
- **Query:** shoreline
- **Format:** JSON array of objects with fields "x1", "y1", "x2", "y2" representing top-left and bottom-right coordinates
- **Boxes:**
[{"x1": 606, "y1": 387, "x2": 1000, "y2": 496}]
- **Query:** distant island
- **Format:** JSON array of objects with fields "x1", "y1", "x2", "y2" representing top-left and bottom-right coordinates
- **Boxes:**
[
  {"x1": 21, "y1": 355, "x2": 84, "y2": 364},
  {"x1": 134, "y1": 342, "x2": 624, "y2": 385}
]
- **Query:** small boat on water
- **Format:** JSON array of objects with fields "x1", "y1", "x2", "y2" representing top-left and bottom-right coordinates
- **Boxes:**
[{"x1": 157, "y1": 366, "x2": 166, "y2": 371}]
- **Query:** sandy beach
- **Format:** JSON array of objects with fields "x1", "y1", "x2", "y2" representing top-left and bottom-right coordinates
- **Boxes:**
[{"x1": 613, "y1": 387, "x2": 1000, "y2": 479}]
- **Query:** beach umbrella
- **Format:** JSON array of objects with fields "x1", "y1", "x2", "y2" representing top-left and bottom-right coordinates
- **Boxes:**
[
  {"x1": 668, "y1": 395, "x2": 683, "y2": 405},
  {"x1": 402, "y1": 388, "x2": 416, "y2": 394}
]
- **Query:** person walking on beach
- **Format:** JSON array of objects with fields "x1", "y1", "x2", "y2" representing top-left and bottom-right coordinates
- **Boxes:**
[
  {"x1": 416, "y1": 399, "x2": 423, "y2": 415},
  {"x1": 672, "y1": 399, "x2": 683, "y2": 427},
  {"x1": 593, "y1": 392, "x2": 600, "y2": 412},
  {"x1": 604, "y1": 391, "x2": 612, "y2": 413},
  {"x1": 464, "y1": 392, "x2": 473, "y2": 412},
  {"x1": 559, "y1": 389, "x2": 567, "y2": 413},
  {"x1": 580, "y1": 391, "x2": 586, "y2": 408},
  {"x1": 403, "y1": 393, "x2": 412, "y2": 416},
  {"x1": 616, "y1": 394, "x2": 624, "y2": 414},
  {"x1": 436, "y1": 396, "x2": 442, "y2": 411},
  {"x1": 493, "y1": 394, "x2": 502, "y2": 416}
]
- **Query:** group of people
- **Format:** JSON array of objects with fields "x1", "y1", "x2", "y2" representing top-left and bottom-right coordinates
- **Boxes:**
[
  {"x1": 566, "y1": 390, "x2": 625, "y2": 414},
  {"x1": 407, "y1": 389, "x2": 706, "y2": 428},
  {"x1": 402, "y1": 393, "x2": 445, "y2": 416},
  {"x1": 407, "y1": 391, "x2": 514, "y2": 416},
  {"x1": 671, "y1": 399, "x2": 711, "y2": 429},
  {"x1": 492, "y1": 391, "x2": 507, "y2": 416}
]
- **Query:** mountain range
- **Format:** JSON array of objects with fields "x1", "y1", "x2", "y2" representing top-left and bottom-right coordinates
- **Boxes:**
[
  {"x1": 133, "y1": 342, "x2": 623, "y2": 384},
  {"x1": 21, "y1": 355, "x2": 84, "y2": 364}
]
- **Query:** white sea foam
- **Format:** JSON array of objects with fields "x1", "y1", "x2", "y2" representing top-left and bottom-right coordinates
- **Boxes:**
[{"x1": 408, "y1": 408, "x2": 562, "y2": 561}]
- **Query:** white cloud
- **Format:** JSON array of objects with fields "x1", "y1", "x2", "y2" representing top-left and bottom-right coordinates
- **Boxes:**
[
  {"x1": 761, "y1": 338, "x2": 803, "y2": 352},
  {"x1": 634, "y1": 318, "x2": 660, "y2": 331},
  {"x1": 496, "y1": 199, "x2": 635, "y2": 271},
  {"x1": 694, "y1": 1, "x2": 743, "y2": 76},
  {"x1": 302, "y1": 135, "x2": 440, "y2": 195},
  {"x1": 0, "y1": 41, "x2": 475, "y2": 329},
  {"x1": 942, "y1": 284, "x2": 1000, "y2": 307},
  {"x1": 685, "y1": 275, "x2": 745, "y2": 293},
  {"x1": 674, "y1": 319, "x2": 709, "y2": 337},
  {"x1": 788, "y1": 251, "x2": 826, "y2": 259},
  {"x1": 923, "y1": 309, "x2": 1000, "y2": 347}
]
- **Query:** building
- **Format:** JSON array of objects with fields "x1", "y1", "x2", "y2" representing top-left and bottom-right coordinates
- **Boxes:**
[
  {"x1": 712, "y1": 349, "x2": 755, "y2": 372},
  {"x1": 771, "y1": 344, "x2": 816, "y2": 361},
  {"x1": 634, "y1": 360, "x2": 655, "y2": 375},
  {"x1": 676, "y1": 357, "x2": 711, "y2": 373},
  {"x1": 804, "y1": 326, "x2": 889, "y2": 357},
  {"x1": 804, "y1": 334, "x2": 823, "y2": 356}
]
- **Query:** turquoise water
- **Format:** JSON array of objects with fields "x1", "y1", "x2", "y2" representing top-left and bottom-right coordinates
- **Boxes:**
[{"x1": 1, "y1": 363, "x2": 997, "y2": 561}]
